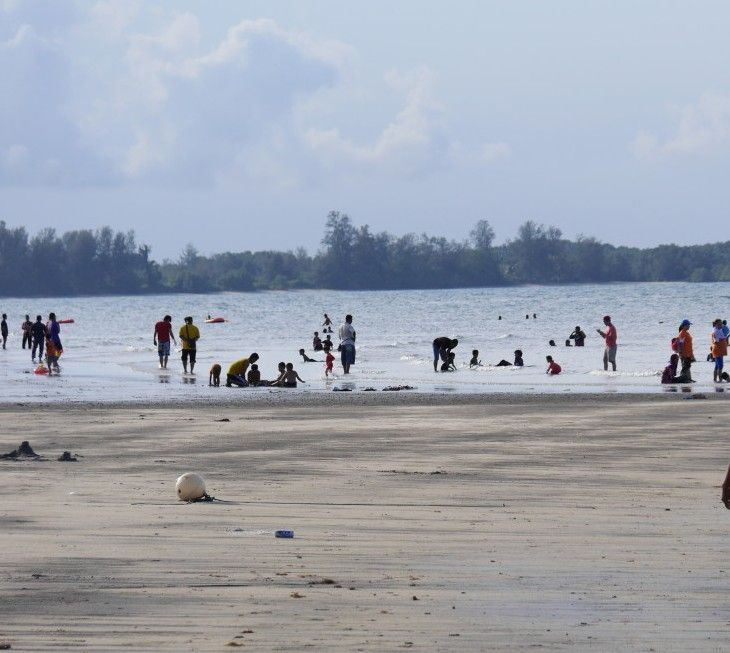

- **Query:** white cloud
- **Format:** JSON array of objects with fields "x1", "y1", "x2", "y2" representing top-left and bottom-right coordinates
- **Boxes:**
[
  {"x1": 0, "y1": 5, "x2": 510, "y2": 188},
  {"x1": 632, "y1": 93, "x2": 730, "y2": 159}
]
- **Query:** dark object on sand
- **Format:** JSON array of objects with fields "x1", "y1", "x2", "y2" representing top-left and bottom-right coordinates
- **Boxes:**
[
  {"x1": 275, "y1": 530, "x2": 294, "y2": 538},
  {"x1": 0, "y1": 441, "x2": 40, "y2": 460},
  {"x1": 382, "y1": 385, "x2": 415, "y2": 391},
  {"x1": 363, "y1": 387, "x2": 377, "y2": 391},
  {"x1": 57, "y1": 451, "x2": 78, "y2": 462},
  {"x1": 333, "y1": 387, "x2": 352, "y2": 392}
]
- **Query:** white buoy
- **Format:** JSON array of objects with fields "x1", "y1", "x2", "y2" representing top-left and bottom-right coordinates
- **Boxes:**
[{"x1": 176, "y1": 472, "x2": 206, "y2": 501}]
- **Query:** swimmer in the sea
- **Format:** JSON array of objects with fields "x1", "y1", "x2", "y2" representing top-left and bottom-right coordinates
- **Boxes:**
[{"x1": 299, "y1": 348, "x2": 319, "y2": 362}]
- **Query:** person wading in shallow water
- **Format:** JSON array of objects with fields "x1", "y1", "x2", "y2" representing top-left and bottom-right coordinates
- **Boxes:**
[
  {"x1": 432, "y1": 337, "x2": 458, "y2": 372},
  {"x1": 338, "y1": 314, "x2": 356, "y2": 374},
  {"x1": 597, "y1": 315, "x2": 618, "y2": 371}
]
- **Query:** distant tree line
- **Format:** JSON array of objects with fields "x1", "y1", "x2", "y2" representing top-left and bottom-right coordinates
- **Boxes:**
[{"x1": 1, "y1": 213, "x2": 730, "y2": 297}]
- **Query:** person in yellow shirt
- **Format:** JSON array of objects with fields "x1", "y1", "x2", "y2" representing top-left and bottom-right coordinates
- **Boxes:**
[
  {"x1": 226, "y1": 353, "x2": 259, "y2": 387},
  {"x1": 677, "y1": 319, "x2": 694, "y2": 383},
  {"x1": 179, "y1": 316, "x2": 200, "y2": 375}
]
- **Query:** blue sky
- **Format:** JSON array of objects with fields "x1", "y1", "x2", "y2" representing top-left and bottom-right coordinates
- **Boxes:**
[{"x1": 1, "y1": 1, "x2": 728, "y2": 258}]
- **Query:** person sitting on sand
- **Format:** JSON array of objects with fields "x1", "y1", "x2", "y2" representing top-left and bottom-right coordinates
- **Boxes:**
[
  {"x1": 313, "y1": 332, "x2": 323, "y2": 351},
  {"x1": 469, "y1": 349, "x2": 481, "y2": 367},
  {"x1": 271, "y1": 362, "x2": 305, "y2": 388},
  {"x1": 226, "y1": 353, "x2": 259, "y2": 387},
  {"x1": 514, "y1": 350, "x2": 524, "y2": 366},
  {"x1": 569, "y1": 326, "x2": 586, "y2": 347},
  {"x1": 270, "y1": 362, "x2": 286, "y2": 386},
  {"x1": 661, "y1": 354, "x2": 682, "y2": 384},
  {"x1": 546, "y1": 355, "x2": 561, "y2": 375},
  {"x1": 433, "y1": 336, "x2": 458, "y2": 372},
  {"x1": 299, "y1": 348, "x2": 318, "y2": 363},
  {"x1": 247, "y1": 364, "x2": 261, "y2": 386},
  {"x1": 440, "y1": 352, "x2": 457, "y2": 372}
]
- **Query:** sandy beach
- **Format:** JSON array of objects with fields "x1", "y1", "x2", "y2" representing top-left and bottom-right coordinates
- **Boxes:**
[{"x1": 1, "y1": 394, "x2": 729, "y2": 651}]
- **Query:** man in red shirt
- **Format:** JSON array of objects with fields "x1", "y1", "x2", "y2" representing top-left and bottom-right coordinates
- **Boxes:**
[
  {"x1": 597, "y1": 315, "x2": 618, "y2": 371},
  {"x1": 153, "y1": 315, "x2": 177, "y2": 369}
]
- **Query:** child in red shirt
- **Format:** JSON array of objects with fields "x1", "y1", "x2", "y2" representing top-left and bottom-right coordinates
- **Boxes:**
[
  {"x1": 546, "y1": 355, "x2": 561, "y2": 375},
  {"x1": 324, "y1": 346, "x2": 335, "y2": 377}
]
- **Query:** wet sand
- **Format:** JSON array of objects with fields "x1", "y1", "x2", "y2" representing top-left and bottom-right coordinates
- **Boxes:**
[{"x1": 1, "y1": 395, "x2": 729, "y2": 651}]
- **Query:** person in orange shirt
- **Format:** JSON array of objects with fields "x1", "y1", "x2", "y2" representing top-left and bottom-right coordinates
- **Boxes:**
[
  {"x1": 711, "y1": 318, "x2": 728, "y2": 383},
  {"x1": 677, "y1": 319, "x2": 694, "y2": 383}
]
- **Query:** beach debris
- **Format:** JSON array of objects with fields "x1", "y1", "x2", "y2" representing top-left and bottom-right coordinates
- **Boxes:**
[
  {"x1": 685, "y1": 393, "x2": 707, "y2": 400},
  {"x1": 0, "y1": 441, "x2": 41, "y2": 460},
  {"x1": 382, "y1": 385, "x2": 415, "y2": 392},
  {"x1": 332, "y1": 387, "x2": 352, "y2": 392},
  {"x1": 176, "y1": 472, "x2": 207, "y2": 501},
  {"x1": 378, "y1": 469, "x2": 446, "y2": 475},
  {"x1": 57, "y1": 451, "x2": 78, "y2": 462},
  {"x1": 214, "y1": 418, "x2": 230, "y2": 422},
  {"x1": 0, "y1": 643, "x2": 11, "y2": 650},
  {"x1": 274, "y1": 530, "x2": 294, "y2": 538},
  {"x1": 290, "y1": 591, "x2": 305, "y2": 598},
  {"x1": 363, "y1": 387, "x2": 377, "y2": 391}
]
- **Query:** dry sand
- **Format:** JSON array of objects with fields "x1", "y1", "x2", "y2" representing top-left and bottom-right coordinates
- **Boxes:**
[{"x1": 1, "y1": 394, "x2": 729, "y2": 651}]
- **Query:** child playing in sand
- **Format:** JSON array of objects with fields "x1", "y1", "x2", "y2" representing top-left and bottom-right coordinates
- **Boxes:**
[
  {"x1": 469, "y1": 349, "x2": 481, "y2": 367},
  {"x1": 247, "y1": 364, "x2": 261, "y2": 386},
  {"x1": 324, "y1": 346, "x2": 335, "y2": 377},
  {"x1": 546, "y1": 355, "x2": 561, "y2": 375},
  {"x1": 440, "y1": 352, "x2": 457, "y2": 372},
  {"x1": 271, "y1": 362, "x2": 305, "y2": 388}
]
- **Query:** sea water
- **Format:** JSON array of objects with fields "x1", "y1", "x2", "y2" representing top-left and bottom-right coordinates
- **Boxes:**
[{"x1": 0, "y1": 282, "x2": 726, "y2": 402}]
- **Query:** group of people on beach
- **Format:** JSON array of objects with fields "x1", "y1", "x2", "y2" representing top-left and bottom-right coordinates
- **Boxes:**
[
  {"x1": 432, "y1": 315, "x2": 618, "y2": 378},
  {"x1": 3, "y1": 307, "x2": 729, "y2": 386},
  {"x1": 0, "y1": 313, "x2": 64, "y2": 375},
  {"x1": 148, "y1": 312, "x2": 357, "y2": 388}
]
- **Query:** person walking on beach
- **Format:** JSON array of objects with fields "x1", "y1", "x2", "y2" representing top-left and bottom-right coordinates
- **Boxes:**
[
  {"x1": 21, "y1": 315, "x2": 32, "y2": 349},
  {"x1": 153, "y1": 315, "x2": 176, "y2": 370},
  {"x1": 31, "y1": 315, "x2": 46, "y2": 363},
  {"x1": 432, "y1": 336, "x2": 458, "y2": 372},
  {"x1": 676, "y1": 319, "x2": 695, "y2": 382},
  {"x1": 711, "y1": 319, "x2": 728, "y2": 383},
  {"x1": 338, "y1": 314, "x2": 356, "y2": 374},
  {"x1": 179, "y1": 316, "x2": 200, "y2": 375},
  {"x1": 597, "y1": 315, "x2": 617, "y2": 371},
  {"x1": 1, "y1": 313, "x2": 7, "y2": 350}
]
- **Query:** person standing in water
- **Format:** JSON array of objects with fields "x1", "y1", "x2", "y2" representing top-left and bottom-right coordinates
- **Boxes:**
[
  {"x1": 31, "y1": 315, "x2": 46, "y2": 363},
  {"x1": 711, "y1": 319, "x2": 727, "y2": 383},
  {"x1": 21, "y1": 315, "x2": 32, "y2": 350},
  {"x1": 569, "y1": 326, "x2": 586, "y2": 346},
  {"x1": 179, "y1": 316, "x2": 200, "y2": 375},
  {"x1": 153, "y1": 315, "x2": 176, "y2": 370},
  {"x1": 676, "y1": 319, "x2": 694, "y2": 382},
  {"x1": 338, "y1": 314, "x2": 356, "y2": 374},
  {"x1": 432, "y1": 337, "x2": 458, "y2": 372},
  {"x1": 47, "y1": 312, "x2": 62, "y2": 355},
  {"x1": 323, "y1": 313, "x2": 333, "y2": 333},
  {"x1": 597, "y1": 315, "x2": 618, "y2": 371},
  {"x1": 1, "y1": 313, "x2": 7, "y2": 349}
]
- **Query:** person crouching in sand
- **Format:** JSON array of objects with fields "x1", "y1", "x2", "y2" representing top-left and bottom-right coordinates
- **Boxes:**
[
  {"x1": 440, "y1": 352, "x2": 456, "y2": 372},
  {"x1": 209, "y1": 363, "x2": 221, "y2": 387},
  {"x1": 469, "y1": 349, "x2": 481, "y2": 367},
  {"x1": 226, "y1": 353, "x2": 259, "y2": 387},
  {"x1": 546, "y1": 355, "x2": 561, "y2": 375}
]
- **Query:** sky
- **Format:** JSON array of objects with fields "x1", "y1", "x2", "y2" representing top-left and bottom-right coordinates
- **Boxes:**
[{"x1": 1, "y1": 0, "x2": 729, "y2": 259}]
